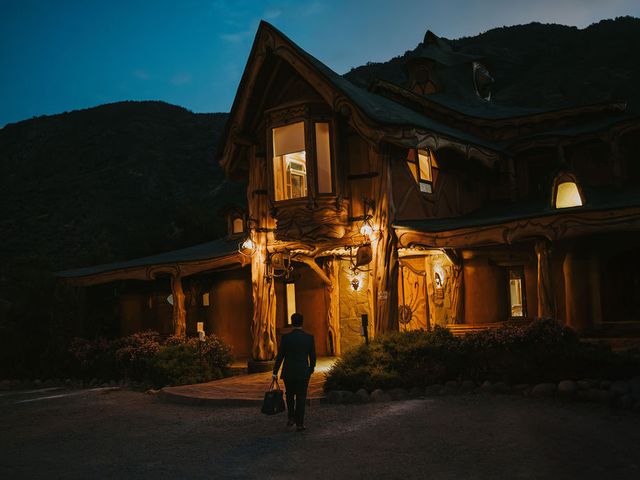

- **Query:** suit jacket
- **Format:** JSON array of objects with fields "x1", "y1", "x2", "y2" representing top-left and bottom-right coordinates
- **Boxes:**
[{"x1": 273, "y1": 328, "x2": 316, "y2": 381}]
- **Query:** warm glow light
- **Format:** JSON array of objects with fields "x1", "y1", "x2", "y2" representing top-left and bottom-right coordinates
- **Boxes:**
[
  {"x1": 350, "y1": 272, "x2": 364, "y2": 291},
  {"x1": 360, "y1": 223, "x2": 373, "y2": 237},
  {"x1": 197, "y1": 322, "x2": 204, "y2": 333},
  {"x1": 241, "y1": 238, "x2": 255, "y2": 250},
  {"x1": 433, "y1": 265, "x2": 445, "y2": 288},
  {"x1": 555, "y1": 182, "x2": 583, "y2": 209}
]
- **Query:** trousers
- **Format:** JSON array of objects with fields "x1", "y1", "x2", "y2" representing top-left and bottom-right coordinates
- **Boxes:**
[{"x1": 284, "y1": 378, "x2": 309, "y2": 426}]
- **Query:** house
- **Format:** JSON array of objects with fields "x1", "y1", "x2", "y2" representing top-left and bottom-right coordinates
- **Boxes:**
[{"x1": 59, "y1": 22, "x2": 640, "y2": 370}]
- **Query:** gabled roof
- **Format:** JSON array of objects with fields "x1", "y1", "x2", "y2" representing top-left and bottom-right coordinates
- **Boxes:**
[
  {"x1": 57, "y1": 237, "x2": 243, "y2": 285},
  {"x1": 219, "y1": 21, "x2": 504, "y2": 179}
]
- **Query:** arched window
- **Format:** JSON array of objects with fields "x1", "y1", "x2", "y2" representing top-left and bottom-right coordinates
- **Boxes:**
[
  {"x1": 552, "y1": 172, "x2": 584, "y2": 209},
  {"x1": 232, "y1": 217, "x2": 244, "y2": 234}
]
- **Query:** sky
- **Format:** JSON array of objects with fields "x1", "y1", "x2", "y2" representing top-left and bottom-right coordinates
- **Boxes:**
[{"x1": 1, "y1": 0, "x2": 639, "y2": 127}]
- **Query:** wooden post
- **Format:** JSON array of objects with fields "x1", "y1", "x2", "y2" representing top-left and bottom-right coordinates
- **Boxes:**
[
  {"x1": 369, "y1": 146, "x2": 399, "y2": 334},
  {"x1": 324, "y1": 257, "x2": 341, "y2": 356},
  {"x1": 248, "y1": 151, "x2": 277, "y2": 361},
  {"x1": 535, "y1": 239, "x2": 555, "y2": 319},
  {"x1": 170, "y1": 274, "x2": 186, "y2": 337}
]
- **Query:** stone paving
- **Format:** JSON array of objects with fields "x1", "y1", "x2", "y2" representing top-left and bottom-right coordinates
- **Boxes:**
[{"x1": 160, "y1": 357, "x2": 336, "y2": 406}]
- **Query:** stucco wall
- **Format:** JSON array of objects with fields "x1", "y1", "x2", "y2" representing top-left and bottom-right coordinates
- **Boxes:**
[{"x1": 338, "y1": 259, "x2": 370, "y2": 353}]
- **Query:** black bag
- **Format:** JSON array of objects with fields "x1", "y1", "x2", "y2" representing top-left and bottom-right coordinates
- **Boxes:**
[{"x1": 261, "y1": 379, "x2": 285, "y2": 415}]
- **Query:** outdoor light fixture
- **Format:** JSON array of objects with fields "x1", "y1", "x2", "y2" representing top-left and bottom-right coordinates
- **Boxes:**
[
  {"x1": 238, "y1": 231, "x2": 257, "y2": 257},
  {"x1": 351, "y1": 276, "x2": 361, "y2": 291},
  {"x1": 359, "y1": 219, "x2": 373, "y2": 238}
]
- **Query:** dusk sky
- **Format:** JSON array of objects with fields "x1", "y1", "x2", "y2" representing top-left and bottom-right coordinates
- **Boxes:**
[{"x1": 1, "y1": 0, "x2": 639, "y2": 127}]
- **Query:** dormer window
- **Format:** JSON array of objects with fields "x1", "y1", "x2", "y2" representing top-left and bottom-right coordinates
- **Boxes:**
[
  {"x1": 407, "y1": 148, "x2": 439, "y2": 194},
  {"x1": 232, "y1": 217, "x2": 244, "y2": 234},
  {"x1": 271, "y1": 115, "x2": 334, "y2": 202},
  {"x1": 552, "y1": 172, "x2": 584, "y2": 209}
]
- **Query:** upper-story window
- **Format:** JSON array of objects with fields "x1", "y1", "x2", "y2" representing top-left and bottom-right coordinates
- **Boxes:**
[
  {"x1": 407, "y1": 148, "x2": 438, "y2": 194},
  {"x1": 552, "y1": 171, "x2": 584, "y2": 209},
  {"x1": 271, "y1": 117, "x2": 333, "y2": 202}
]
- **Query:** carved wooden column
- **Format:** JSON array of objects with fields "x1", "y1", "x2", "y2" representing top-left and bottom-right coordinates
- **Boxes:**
[
  {"x1": 248, "y1": 151, "x2": 277, "y2": 364},
  {"x1": 449, "y1": 261, "x2": 465, "y2": 325},
  {"x1": 324, "y1": 257, "x2": 341, "y2": 356},
  {"x1": 170, "y1": 274, "x2": 186, "y2": 337},
  {"x1": 535, "y1": 239, "x2": 555, "y2": 319},
  {"x1": 370, "y1": 146, "x2": 399, "y2": 334}
]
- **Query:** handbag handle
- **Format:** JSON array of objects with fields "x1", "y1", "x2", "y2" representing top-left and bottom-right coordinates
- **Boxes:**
[{"x1": 270, "y1": 378, "x2": 281, "y2": 391}]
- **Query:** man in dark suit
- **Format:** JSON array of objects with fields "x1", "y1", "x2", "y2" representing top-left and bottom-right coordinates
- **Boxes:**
[{"x1": 272, "y1": 312, "x2": 316, "y2": 432}]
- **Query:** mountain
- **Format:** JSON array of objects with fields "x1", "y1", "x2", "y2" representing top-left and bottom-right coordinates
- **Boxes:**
[
  {"x1": 345, "y1": 16, "x2": 640, "y2": 113},
  {"x1": 0, "y1": 101, "x2": 238, "y2": 270}
]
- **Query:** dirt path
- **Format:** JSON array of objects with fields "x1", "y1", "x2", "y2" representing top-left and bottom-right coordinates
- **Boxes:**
[{"x1": 1, "y1": 389, "x2": 639, "y2": 479}]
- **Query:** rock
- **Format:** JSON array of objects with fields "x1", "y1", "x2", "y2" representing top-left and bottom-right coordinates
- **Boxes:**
[
  {"x1": 599, "y1": 380, "x2": 612, "y2": 390},
  {"x1": 371, "y1": 389, "x2": 391, "y2": 403},
  {"x1": 445, "y1": 380, "x2": 460, "y2": 390},
  {"x1": 145, "y1": 389, "x2": 160, "y2": 395},
  {"x1": 596, "y1": 389, "x2": 614, "y2": 405},
  {"x1": 356, "y1": 388, "x2": 370, "y2": 403},
  {"x1": 389, "y1": 388, "x2": 408, "y2": 401},
  {"x1": 438, "y1": 386, "x2": 457, "y2": 396},
  {"x1": 109, "y1": 380, "x2": 118, "y2": 387},
  {"x1": 326, "y1": 391, "x2": 342, "y2": 404},
  {"x1": 620, "y1": 394, "x2": 634, "y2": 409},
  {"x1": 576, "y1": 390, "x2": 591, "y2": 402},
  {"x1": 512, "y1": 384, "x2": 530, "y2": 394},
  {"x1": 630, "y1": 377, "x2": 640, "y2": 401},
  {"x1": 0, "y1": 380, "x2": 11, "y2": 390},
  {"x1": 491, "y1": 382, "x2": 510, "y2": 394},
  {"x1": 34, "y1": 379, "x2": 42, "y2": 386},
  {"x1": 610, "y1": 381, "x2": 629, "y2": 396},
  {"x1": 424, "y1": 384, "x2": 443, "y2": 396},
  {"x1": 557, "y1": 380, "x2": 578, "y2": 398},
  {"x1": 65, "y1": 378, "x2": 72, "y2": 386},
  {"x1": 576, "y1": 380, "x2": 591, "y2": 391},
  {"x1": 531, "y1": 383, "x2": 556, "y2": 398},
  {"x1": 409, "y1": 386, "x2": 424, "y2": 398},
  {"x1": 479, "y1": 381, "x2": 492, "y2": 393},
  {"x1": 460, "y1": 380, "x2": 476, "y2": 393}
]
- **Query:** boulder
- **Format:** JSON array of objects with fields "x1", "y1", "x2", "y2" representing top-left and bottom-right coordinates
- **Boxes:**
[
  {"x1": 459, "y1": 380, "x2": 476, "y2": 393},
  {"x1": 599, "y1": 380, "x2": 612, "y2": 390},
  {"x1": 339, "y1": 391, "x2": 355, "y2": 404},
  {"x1": 326, "y1": 391, "x2": 343, "y2": 404},
  {"x1": 479, "y1": 381, "x2": 492, "y2": 393},
  {"x1": 356, "y1": 388, "x2": 370, "y2": 403},
  {"x1": 371, "y1": 389, "x2": 391, "y2": 403},
  {"x1": 630, "y1": 377, "x2": 640, "y2": 401},
  {"x1": 610, "y1": 381, "x2": 630, "y2": 396},
  {"x1": 491, "y1": 382, "x2": 510, "y2": 394},
  {"x1": 389, "y1": 388, "x2": 409, "y2": 400},
  {"x1": 620, "y1": 394, "x2": 634, "y2": 409},
  {"x1": 512, "y1": 384, "x2": 530, "y2": 394},
  {"x1": 445, "y1": 380, "x2": 460, "y2": 390},
  {"x1": 531, "y1": 383, "x2": 556, "y2": 398},
  {"x1": 438, "y1": 385, "x2": 457, "y2": 396},
  {"x1": 424, "y1": 384, "x2": 443, "y2": 396},
  {"x1": 576, "y1": 380, "x2": 591, "y2": 391},
  {"x1": 409, "y1": 386, "x2": 424, "y2": 398},
  {"x1": 557, "y1": 380, "x2": 578, "y2": 398}
]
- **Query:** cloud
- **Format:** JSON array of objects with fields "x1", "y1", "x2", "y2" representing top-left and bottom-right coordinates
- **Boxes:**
[
  {"x1": 263, "y1": 8, "x2": 282, "y2": 20},
  {"x1": 170, "y1": 73, "x2": 192, "y2": 85},
  {"x1": 133, "y1": 69, "x2": 150, "y2": 80},
  {"x1": 219, "y1": 30, "x2": 252, "y2": 43}
]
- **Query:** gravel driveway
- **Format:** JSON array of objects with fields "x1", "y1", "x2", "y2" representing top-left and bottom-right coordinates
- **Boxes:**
[{"x1": 1, "y1": 388, "x2": 639, "y2": 479}]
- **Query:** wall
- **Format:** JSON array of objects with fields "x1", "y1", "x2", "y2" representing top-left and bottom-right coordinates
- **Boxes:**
[
  {"x1": 463, "y1": 257, "x2": 508, "y2": 324},
  {"x1": 338, "y1": 259, "x2": 370, "y2": 353}
]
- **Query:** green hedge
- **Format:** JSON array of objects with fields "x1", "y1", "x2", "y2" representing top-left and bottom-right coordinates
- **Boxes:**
[
  {"x1": 325, "y1": 320, "x2": 640, "y2": 392},
  {"x1": 69, "y1": 331, "x2": 233, "y2": 387}
]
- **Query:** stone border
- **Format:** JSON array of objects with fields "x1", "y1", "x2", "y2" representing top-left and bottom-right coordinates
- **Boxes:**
[{"x1": 325, "y1": 377, "x2": 640, "y2": 410}]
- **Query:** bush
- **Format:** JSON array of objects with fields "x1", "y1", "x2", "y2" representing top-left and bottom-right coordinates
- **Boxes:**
[
  {"x1": 68, "y1": 331, "x2": 233, "y2": 387},
  {"x1": 325, "y1": 320, "x2": 640, "y2": 392}
]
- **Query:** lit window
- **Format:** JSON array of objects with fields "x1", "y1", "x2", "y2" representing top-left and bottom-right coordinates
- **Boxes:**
[
  {"x1": 273, "y1": 122, "x2": 307, "y2": 201},
  {"x1": 285, "y1": 282, "x2": 296, "y2": 325},
  {"x1": 407, "y1": 149, "x2": 437, "y2": 193},
  {"x1": 508, "y1": 268, "x2": 526, "y2": 318},
  {"x1": 232, "y1": 217, "x2": 244, "y2": 234},
  {"x1": 202, "y1": 292, "x2": 210, "y2": 307},
  {"x1": 315, "y1": 122, "x2": 332, "y2": 194},
  {"x1": 555, "y1": 182, "x2": 583, "y2": 209}
]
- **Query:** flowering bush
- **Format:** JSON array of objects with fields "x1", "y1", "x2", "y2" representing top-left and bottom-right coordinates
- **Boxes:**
[
  {"x1": 68, "y1": 331, "x2": 233, "y2": 386},
  {"x1": 325, "y1": 320, "x2": 640, "y2": 392}
]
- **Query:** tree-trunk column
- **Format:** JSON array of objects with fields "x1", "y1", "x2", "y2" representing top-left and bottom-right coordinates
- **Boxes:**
[
  {"x1": 324, "y1": 257, "x2": 341, "y2": 356},
  {"x1": 248, "y1": 152, "x2": 277, "y2": 361},
  {"x1": 535, "y1": 239, "x2": 555, "y2": 320},
  {"x1": 370, "y1": 146, "x2": 399, "y2": 334},
  {"x1": 170, "y1": 274, "x2": 186, "y2": 337}
]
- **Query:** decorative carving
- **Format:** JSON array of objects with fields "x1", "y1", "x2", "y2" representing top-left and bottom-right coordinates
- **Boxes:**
[
  {"x1": 324, "y1": 258, "x2": 341, "y2": 356},
  {"x1": 535, "y1": 239, "x2": 555, "y2": 319},
  {"x1": 274, "y1": 197, "x2": 349, "y2": 242},
  {"x1": 169, "y1": 275, "x2": 186, "y2": 337}
]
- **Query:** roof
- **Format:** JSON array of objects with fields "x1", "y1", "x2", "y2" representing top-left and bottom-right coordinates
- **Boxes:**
[
  {"x1": 395, "y1": 186, "x2": 640, "y2": 233},
  {"x1": 57, "y1": 237, "x2": 241, "y2": 282}
]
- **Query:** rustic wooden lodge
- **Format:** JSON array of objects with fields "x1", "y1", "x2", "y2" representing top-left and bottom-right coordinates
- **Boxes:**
[{"x1": 60, "y1": 22, "x2": 640, "y2": 370}]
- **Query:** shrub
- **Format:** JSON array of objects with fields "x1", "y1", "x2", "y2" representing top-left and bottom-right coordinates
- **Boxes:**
[{"x1": 325, "y1": 320, "x2": 640, "y2": 392}]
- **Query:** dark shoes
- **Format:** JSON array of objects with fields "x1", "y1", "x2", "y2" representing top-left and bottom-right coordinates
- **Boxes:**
[
  {"x1": 287, "y1": 418, "x2": 295, "y2": 427},
  {"x1": 296, "y1": 425, "x2": 306, "y2": 432}
]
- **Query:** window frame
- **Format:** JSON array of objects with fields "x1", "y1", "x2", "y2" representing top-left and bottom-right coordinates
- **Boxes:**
[
  {"x1": 551, "y1": 171, "x2": 585, "y2": 210},
  {"x1": 506, "y1": 266, "x2": 527, "y2": 319},
  {"x1": 266, "y1": 104, "x2": 337, "y2": 205},
  {"x1": 407, "y1": 148, "x2": 438, "y2": 195}
]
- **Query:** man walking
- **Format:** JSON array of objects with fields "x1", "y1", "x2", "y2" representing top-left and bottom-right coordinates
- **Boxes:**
[{"x1": 272, "y1": 313, "x2": 316, "y2": 432}]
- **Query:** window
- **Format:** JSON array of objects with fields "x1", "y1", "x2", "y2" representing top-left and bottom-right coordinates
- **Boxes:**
[
  {"x1": 272, "y1": 122, "x2": 307, "y2": 201},
  {"x1": 285, "y1": 282, "x2": 296, "y2": 325},
  {"x1": 508, "y1": 268, "x2": 526, "y2": 318},
  {"x1": 232, "y1": 217, "x2": 244, "y2": 234},
  {"x1": 315, "y1": 122, "x2": 332, "y2": 193},
  {"x1": 407, "y1": 148, "x2": 438, "y2": 193},
  {"x1": 202, "y1": 292, "x2": 210, "y2": 307},
  {"x1": 552, "y1": 172, "x2": 584, "y2": 209}
]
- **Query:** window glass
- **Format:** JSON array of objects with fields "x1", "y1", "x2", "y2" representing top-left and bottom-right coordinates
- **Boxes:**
[
  {"x1": 272, "y1": 122, "x2": 307, "y2": 201},
  {"x1": 232, "y1": 217, "x2": 244, "y2": 234},
  {"x1": 418, "y1": 150, "x2": 432, "y2": 182},
  {"x1": 555, "y1": 182, "x2": 582, "y2": 209},
  {"x1": 315, "y1": 123, "x2": 332, "y2": 193},
  {"x1": 202, "y1": 293, "x2": 210, "y2": 307},
  {"x1": 286, "y1": 282, "x2": 296, "y2": 325},
  {"x1": 508, "y1": 269, "x2": 525, "y2": 317}
]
